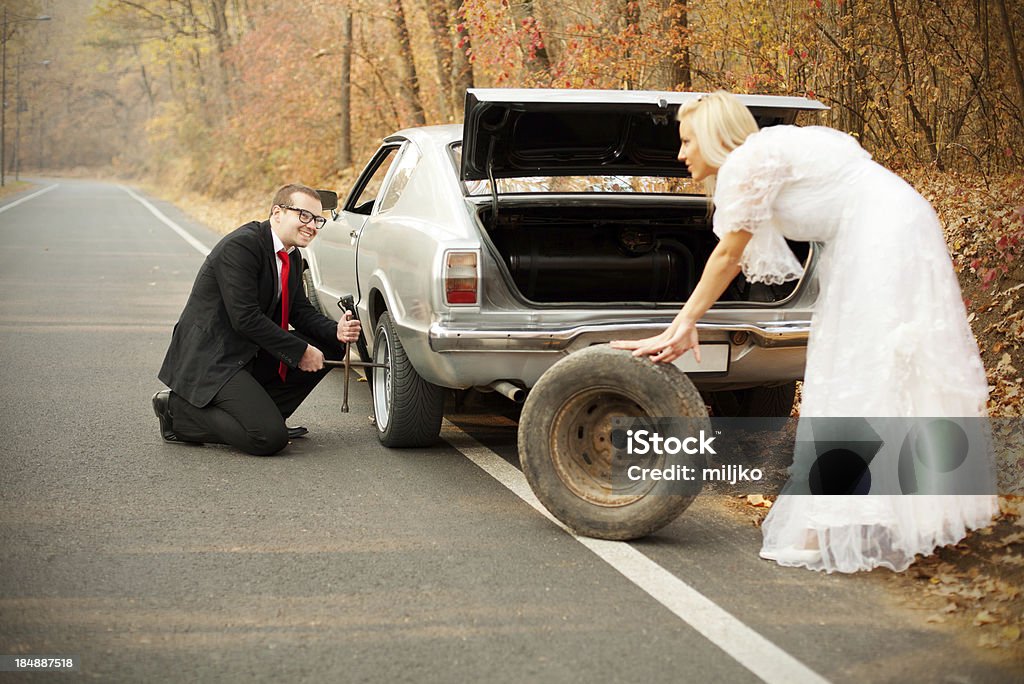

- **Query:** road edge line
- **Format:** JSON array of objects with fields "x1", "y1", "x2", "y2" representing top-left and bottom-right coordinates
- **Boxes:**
[
  {"x1": 0, "y1": 183, "x2": 59, "y2": 214},
  {"x1": 441, "y1": 421, "x2": 830, "y2": 684},
  {"x1": 119, "y1": 184, "x2": 211, "y2": 256}
]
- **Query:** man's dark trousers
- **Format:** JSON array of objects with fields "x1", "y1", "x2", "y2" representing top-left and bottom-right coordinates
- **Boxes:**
[{"x1": 168, "y1": 332, "x2": 343, "y2": 456}]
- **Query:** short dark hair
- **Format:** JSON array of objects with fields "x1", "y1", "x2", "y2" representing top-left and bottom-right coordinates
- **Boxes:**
[{"x1": 270, "y1": 183, "x2": 321, "y2": 214}]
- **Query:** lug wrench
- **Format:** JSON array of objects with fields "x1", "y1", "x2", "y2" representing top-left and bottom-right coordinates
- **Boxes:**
[{"x1": 323, "y1": 349, "x2": 386, "y2": 413}]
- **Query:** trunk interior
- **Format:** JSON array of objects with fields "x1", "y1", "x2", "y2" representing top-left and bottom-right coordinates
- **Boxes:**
[{"x1": 478, "y1": 204, "x2": 809, "y2": 305}]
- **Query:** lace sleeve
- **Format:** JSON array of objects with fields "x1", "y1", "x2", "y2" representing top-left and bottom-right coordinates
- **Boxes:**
[
  {"x1": 712, "y1": 132, "x2": 804, "y2": 285},
  {"x1": 734, "y1": 228, "x2": 805, "y2": 285}
]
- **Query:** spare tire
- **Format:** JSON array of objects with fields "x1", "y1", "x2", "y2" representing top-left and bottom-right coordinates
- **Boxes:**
[{"x1": 518, "y1": 345, "x2": 709, "y2": 540}]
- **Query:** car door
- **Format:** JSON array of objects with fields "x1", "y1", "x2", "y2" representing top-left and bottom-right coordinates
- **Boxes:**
[{"x1": 313, "y1": 143, "x2": 404, "y2": 317}]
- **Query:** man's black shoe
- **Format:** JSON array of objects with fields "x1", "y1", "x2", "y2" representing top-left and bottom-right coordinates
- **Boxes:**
[
  {"x1": 152, "y1": 390, "x2": 179, "y2": 442},
  {"x1": 287, "y1": 426, "x2": 309, "y2": 439}
]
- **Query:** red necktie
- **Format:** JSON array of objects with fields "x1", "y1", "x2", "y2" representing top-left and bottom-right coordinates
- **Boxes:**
[{"x1": 277, "y1": 249, "x2": 290, "y2": 381}]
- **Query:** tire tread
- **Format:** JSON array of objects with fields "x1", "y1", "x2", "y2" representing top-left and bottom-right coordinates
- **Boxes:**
[{"x1": 374, "y1": 312, "x2": 444, "y2": 447}]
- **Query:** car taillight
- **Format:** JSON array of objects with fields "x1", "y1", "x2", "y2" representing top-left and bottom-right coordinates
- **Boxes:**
[{"x1": 445, "y1": 251, "x2": 478, "y2": 305}]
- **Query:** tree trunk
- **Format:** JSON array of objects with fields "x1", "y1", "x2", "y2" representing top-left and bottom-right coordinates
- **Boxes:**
[
  {"x1": 338, "y1": 8, "x2": 353, "y2": 169},
  {"x1": 451, "y1": 0, "x2": 473, "y2": 117},
  {"x1": 133, "y1": 44, "x2": 156, "y2": 109},
  {"x1": 669, "y1": 0, "x2": 691, "y2": 89},
  {"x1": 994, "y1": 0, "x2": 1024, "y2": 121},
  {"x1": 887, "y1": 0, "x2": 942, "y2": 168},
  {"x1": 235, "y1": 0, "x2": 257, "y2": 31},
  {"x1": 184, "y1": 4, "x2": 211, "y2": 122},
  {"x1": 837, "y1": 0, "x2": 854, "y2": 135},
  {"x1": 424, "y1": 0, "x2": 454, "y2": 122},
  {"x1": 206, "y1": 0, "x2": 234, "y2": 118},
  {"x1": 621, "y1": 0, "x2": 641, "y2": 88},
  {"x1": 190, "y1": 45, "x2": 210, "y2": 119},
  {"x1": 391, "y1": 0, "x2": 427, "y2": 125}
]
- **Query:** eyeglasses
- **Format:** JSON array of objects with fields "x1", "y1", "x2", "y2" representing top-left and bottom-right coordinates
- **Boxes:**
[{"x1": 279, "y1": 205, "x2": 327, "y2": 230}]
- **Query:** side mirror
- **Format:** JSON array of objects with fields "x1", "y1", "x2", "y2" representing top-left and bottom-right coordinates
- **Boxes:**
[{"x1": 317, "y1": 189, "x2": 339, "y2": 212}]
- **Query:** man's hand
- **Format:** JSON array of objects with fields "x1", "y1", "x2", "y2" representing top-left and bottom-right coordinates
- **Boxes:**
[
  {"x1": 337, "y1": 310, "x2": 362, "y2": 344},
  {"x1": 299, "y1": 344, "x2": 325, "y2": 372}
]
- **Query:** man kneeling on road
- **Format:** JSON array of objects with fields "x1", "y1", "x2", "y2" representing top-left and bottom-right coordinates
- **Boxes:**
[{"x1": 153, "y1": 183, "x2": 360, "y2": 456}]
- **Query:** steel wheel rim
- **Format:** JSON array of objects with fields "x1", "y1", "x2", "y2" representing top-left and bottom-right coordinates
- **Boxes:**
[
  {"x1": 372, "y1": 329, "x2": 391, "y2": 430},
  {"x1": 548, "y1": 386, "x2": 659, "y2": 507}
]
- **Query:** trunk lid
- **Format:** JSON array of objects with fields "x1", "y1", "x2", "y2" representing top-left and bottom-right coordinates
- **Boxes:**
[{"x1": 460, "y1": 88, "x2": 827, "y2": 181}]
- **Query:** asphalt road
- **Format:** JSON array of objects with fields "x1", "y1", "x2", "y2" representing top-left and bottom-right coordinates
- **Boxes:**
[{"x1": 0, "y1": 179, "x2": 1017, "y2": 683}]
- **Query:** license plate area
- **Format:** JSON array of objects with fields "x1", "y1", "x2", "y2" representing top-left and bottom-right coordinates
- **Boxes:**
[{"x1": 672, "y1": 342, "x2": 730, "y2": 376}]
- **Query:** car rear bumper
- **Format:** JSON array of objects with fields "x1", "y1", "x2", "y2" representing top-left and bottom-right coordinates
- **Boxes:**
[
  {"x1": 428, "y1": 319, "x2": 811, "y2": 353},
  {"x1": 414, "y1": 319, "x2": 809, "y2": 389}
]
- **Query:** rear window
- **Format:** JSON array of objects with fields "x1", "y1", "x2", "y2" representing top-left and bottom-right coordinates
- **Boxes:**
[
  {"x1": 377, "y1": 144, "x2": 420, "y2": 213},
  {"x1": 450, "y1": 143, "x2": 704, "y2": 197}
]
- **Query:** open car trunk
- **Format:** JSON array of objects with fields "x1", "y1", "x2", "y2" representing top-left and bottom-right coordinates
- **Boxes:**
[
  {"x1": 477, "y1": 202, "x2": 810, "y2": 305},
  {"x1": 460, "y1": 89, "x2": 825, "y2": 307}
]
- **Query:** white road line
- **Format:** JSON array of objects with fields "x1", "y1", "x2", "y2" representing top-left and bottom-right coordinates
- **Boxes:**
[
  {"x1": 0, "y1": 183, "x2": 59, "y2": 213},
  {"x1": 442, "y1": 421, "x2": 830, "y2": 684},
  {"x1": 120, "y1": 184, "x2": 211, "y2": 256}
]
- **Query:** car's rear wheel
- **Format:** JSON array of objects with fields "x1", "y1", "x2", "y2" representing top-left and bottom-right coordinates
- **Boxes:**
[
  {"x1": 371, "y1": 311, "x2": 445, "y2": 447},
  {"x1": 518, "y1": 345, "x2": 707, "y2": 540}
]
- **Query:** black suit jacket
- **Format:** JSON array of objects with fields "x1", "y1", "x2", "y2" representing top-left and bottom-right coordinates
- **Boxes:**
[{"x1": 159, "y1": 220, "x2": 338, "y2": 407}]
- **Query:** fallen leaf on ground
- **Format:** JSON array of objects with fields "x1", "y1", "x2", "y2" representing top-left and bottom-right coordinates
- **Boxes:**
[
  {"x1": 991, "y1": 580, "x2": 1022, "y2": 602},
  {"x1": 979, "y1": 633, "x2": 1001, "y2": 648},
  {"x1": 997, "y1": 532, "x2": 1024, "y2": 548},
  {"x1": 994, "y1": 553, "x2": 1024, "y2": 566},
  {"x1": 999, "y1": 493, "x2": 1024, "y2": 516},
  {"x1": 973, "y1": 610, "x2": 1000, "y2": 626}
]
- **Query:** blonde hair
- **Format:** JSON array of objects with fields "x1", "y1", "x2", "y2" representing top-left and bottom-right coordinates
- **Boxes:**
[{"x1": 677, "y1": 91, "x2": 759, "y2": 197}]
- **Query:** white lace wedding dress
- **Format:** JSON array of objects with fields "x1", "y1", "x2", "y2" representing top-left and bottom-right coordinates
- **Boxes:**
[{"x1": 711, "y1": 125, "x2": 999, "y2": 573}]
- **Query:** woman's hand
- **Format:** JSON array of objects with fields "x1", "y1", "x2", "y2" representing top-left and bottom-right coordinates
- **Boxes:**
[
  {"x1": 610, "y1": 320, "x2": 701, "y2": 365},
  {"x1": 610, "y1": 231, "x2": 749, "y2": 365}
]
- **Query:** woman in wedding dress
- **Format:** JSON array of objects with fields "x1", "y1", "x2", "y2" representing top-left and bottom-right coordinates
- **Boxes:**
[{"x1": 612, "y1": 91, "x2": 998, "y2": 573}]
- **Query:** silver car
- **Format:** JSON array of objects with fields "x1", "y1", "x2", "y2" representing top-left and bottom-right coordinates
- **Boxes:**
[{"x1": 304, "y1": 88, "x2": 827, "y2": 447}]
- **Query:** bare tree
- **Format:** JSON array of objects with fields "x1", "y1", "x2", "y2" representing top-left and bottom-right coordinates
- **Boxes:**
[
  {"x1": 668, "y1": 0, "x2": 691, "y2": 89},
  {"x1": 994, "y1": 0, "x2": 1024, "y2": 122},
  {"x1": 887, "y1": 0, "x2": 941, "y2": 167},
  {"x1": 450, "y1": 0, "x2": 473, "y2": 115},
  {"x1": 390, "y1": 0, "x2": 427, "y2": 125},
  {"x1": 424, "y1": 0, "x2": 454, "y2": 121},
  {"x1": 338, "y1": 6, "x2": 353, "y2": 168}
]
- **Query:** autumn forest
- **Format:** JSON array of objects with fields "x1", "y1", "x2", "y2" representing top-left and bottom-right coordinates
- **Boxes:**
[{"x1": 5, "y1": 0, "x2": 1021, "y2": 193}]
